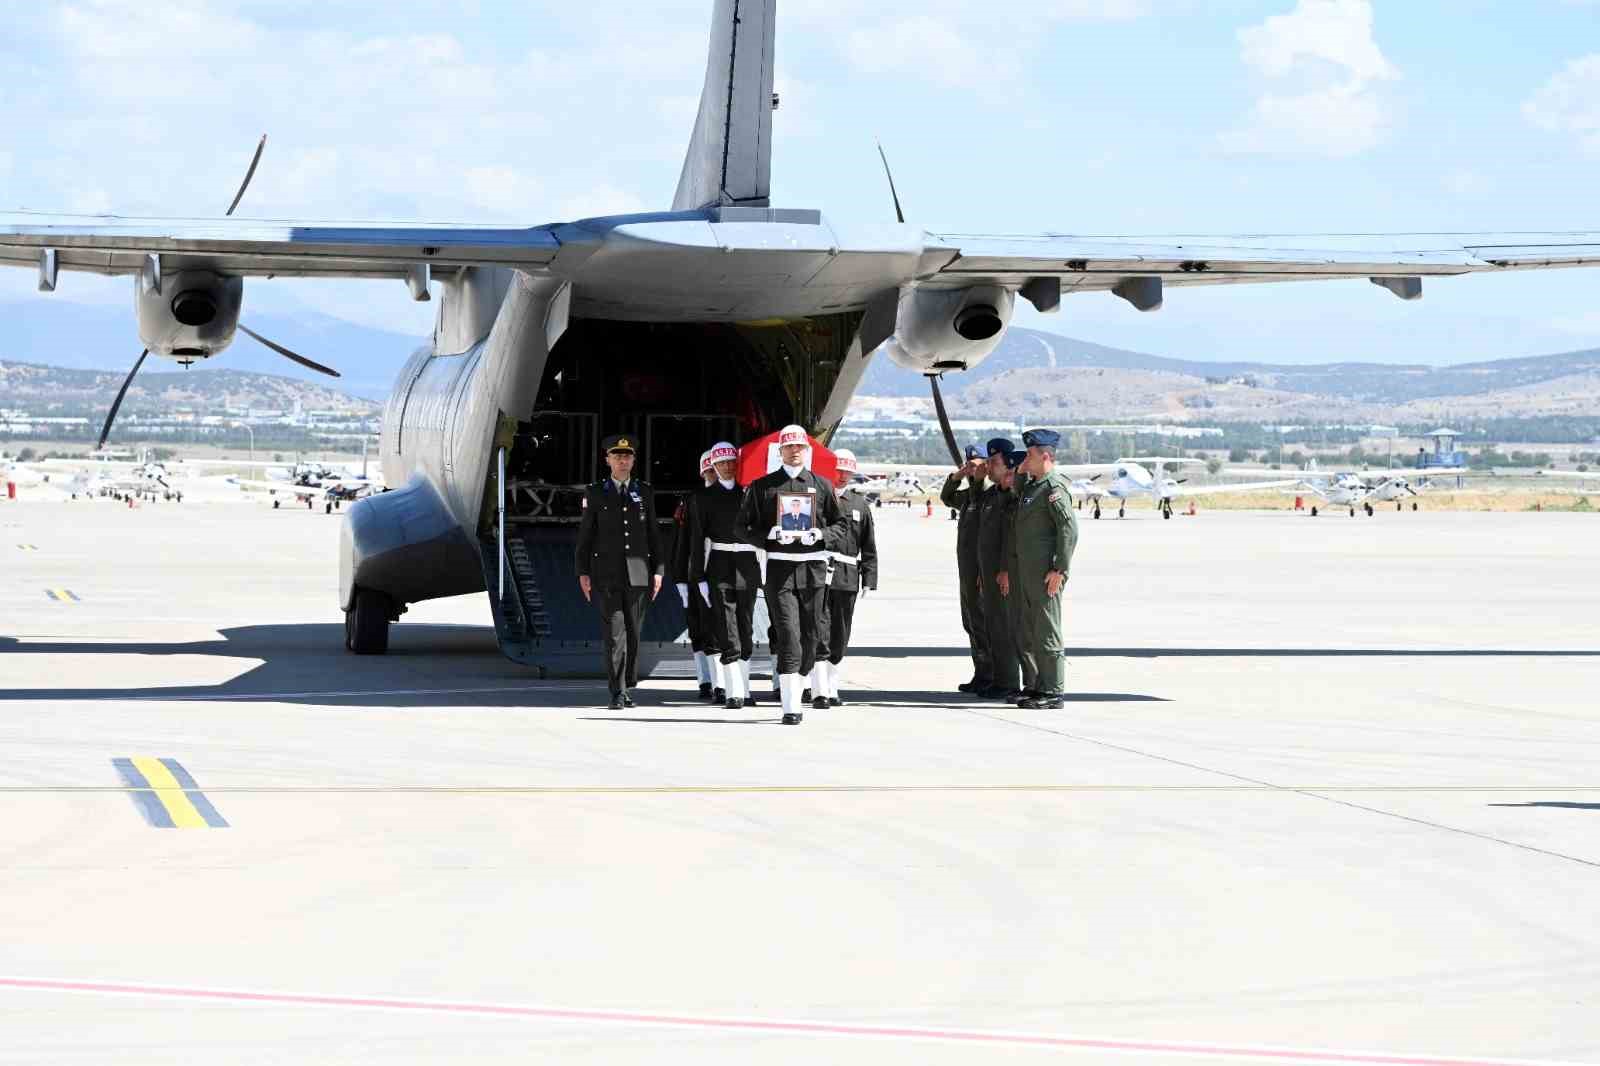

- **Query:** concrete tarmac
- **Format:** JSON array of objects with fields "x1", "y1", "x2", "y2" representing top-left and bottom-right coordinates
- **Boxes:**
[{"x1": 1, "y1": 496, "x2": 1597, "y2": 1064}]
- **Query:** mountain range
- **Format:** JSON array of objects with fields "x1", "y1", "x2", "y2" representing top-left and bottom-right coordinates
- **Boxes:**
[{"x1": 5, "y1": 297, "x2": 1600, "y2": 425}]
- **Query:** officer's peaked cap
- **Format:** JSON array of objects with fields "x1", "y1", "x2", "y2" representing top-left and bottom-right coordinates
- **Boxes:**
[
  {"x1": 963, "y1": 444, "x2": 983, "y2": 461},
  {"x1": 601, "y1": 433, "x2": 636, "y2": 453},
  {"x1": 1004, "y1": 449, "x2": 1027, "y2": 469},
  {"x1": 986, "y1": 437, "x2": 1015, "y2": 457},
  {"x1": 1022, "y1": 428, "x2": 1060, "y2": 448}
]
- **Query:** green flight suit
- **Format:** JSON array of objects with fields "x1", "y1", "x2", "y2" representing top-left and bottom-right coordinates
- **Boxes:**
[
  {"x1": 975, "y1": 483, "x2": 1019, "y2": 693},
  {"x1": 1005, "y1": 472, "x2": 1037, "y2": 694},
  {"x1": 940, "y1": 471, "x2": 991, "y2": 685},
  {"x1": 1013, "y1": 469, "x2": 1080, "y2": 696}
]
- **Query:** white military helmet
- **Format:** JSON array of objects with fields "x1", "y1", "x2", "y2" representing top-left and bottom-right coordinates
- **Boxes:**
[
  {"x1": 834, "y1": 448, "x2": 858, "y2": 474},
  {"x1": 777, "y1": 424, "x2": 809, "y2": 447},
  {"x1": 698, "y1": 449, "x2": 714, "y2": 476},
  {"x1": 709, "y1": 441, "x2": 739, "y2": 465}
]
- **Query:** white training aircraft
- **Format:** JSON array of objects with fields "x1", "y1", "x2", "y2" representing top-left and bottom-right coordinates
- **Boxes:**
[
  {"x1": 1298, "y1": 472, "x2": 1378, "y2": 516},
  {"x1": 846, "y1": 468, "x2": 929, "y2": 501},
  {"x1": 1063, "y1": 458, "x2": 1302, "y2": 519}
]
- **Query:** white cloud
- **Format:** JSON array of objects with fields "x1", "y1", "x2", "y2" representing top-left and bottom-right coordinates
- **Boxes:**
[
  {"x1": 1222, "y1": 0, "x2": 1398, "y2": 158},
  {"x1": 1524, "y1": 54, "x2": 1600, "y2": 154}
]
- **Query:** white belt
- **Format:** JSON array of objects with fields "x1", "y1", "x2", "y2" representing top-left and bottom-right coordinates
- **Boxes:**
[
  {"x1": 828, "y1": 552, "x2": 860, "y2": 566},
  {"x1": 710, "y1": 542, "x2": 758, "y2": 554},
  {"x1": 766, "y1": 550, "x2": 829, "y2": 563}
]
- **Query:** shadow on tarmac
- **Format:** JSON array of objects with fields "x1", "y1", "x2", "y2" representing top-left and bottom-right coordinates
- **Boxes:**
[
  {"x1": 853, "y1": 645, "x2": 1600, "y2": 659},
  {"x1": 1488, "y1": 802, "x2": 1600, "y2": 811}
]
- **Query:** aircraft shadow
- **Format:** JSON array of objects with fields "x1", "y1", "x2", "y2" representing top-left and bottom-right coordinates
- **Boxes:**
[
  {"x1": 579, "y1": 716, "x2": 778, "y2": 725},
  {"x1": 851, "y1": 646, "x2": 1600, "y2": 660},
  {"x1": 849, "y1": 690, "x2": 1168, "y2": 705},
  {"x1": 1487, "y1": 802, "x2": 1600, "y2": 811}
]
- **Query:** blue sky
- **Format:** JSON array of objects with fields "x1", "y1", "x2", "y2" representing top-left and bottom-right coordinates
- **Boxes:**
[{"x1": 1, "y1": 0, "x2": 1598, "y2": 365}]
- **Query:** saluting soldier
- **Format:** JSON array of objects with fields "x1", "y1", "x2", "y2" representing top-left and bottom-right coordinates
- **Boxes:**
[
  {"x1": 735, "y1": 424, "x2": 847, "y2": 725},
  {"x1": 690, "y1": 441, "x2": 763, "y2": 710},
  {"x1": 1011, "y1": 428, "x2": 1080, "y2": 710},
  {"x1": 975, "y1": 437, "x2": 1020, "y2": 701},
  {"x1": 809, "y1": 448, "x2": 877, "y2": 708},
  {"x1": 998, "y1": 448, "x2": 1035, "y2": 704},
  {"x1": 673, "y1": 449, "x2": 723, "y2": 702},
  {"x1": 575, "y1": 433, "x2": 665, "y2": 709},
  {"x1": 940, "y1": 444, "x2": 991, "y2": 694}
]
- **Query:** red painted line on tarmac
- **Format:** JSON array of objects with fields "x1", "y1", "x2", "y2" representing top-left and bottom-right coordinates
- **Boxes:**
[{"x1": 0, "y1": 976, "x2": 1584, "y2": 1065}]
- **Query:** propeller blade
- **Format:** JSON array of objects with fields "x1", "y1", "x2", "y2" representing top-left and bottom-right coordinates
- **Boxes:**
[
  {"x1": 875, "y1": 141, "x2": 906, "y2": 224},
  {"x1": 225, "y1": 135, "x2": 267, "y2": 216},
  {"x1": 928, "y1": 375, "x2": 961, "y2": 467},
  {"x1": 98, "y1": 349, "x2": 148, "y2": 450},
  {"x1": 239, "y1": 324, "x2": 341, "y2": 377}
]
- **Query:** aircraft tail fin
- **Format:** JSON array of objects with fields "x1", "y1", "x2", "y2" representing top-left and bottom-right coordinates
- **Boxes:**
[{"x1": 672, "y1": 0, "x2": 776, "y2": 211}]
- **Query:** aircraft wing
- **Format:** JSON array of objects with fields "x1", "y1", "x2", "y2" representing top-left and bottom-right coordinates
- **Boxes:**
[
  {"x1": 1165, "y1": 479, "x2": 1304, "y2": 498},
  {"x1": 232, "y1": 477, "x2": 317, "y2": 494},
  {"x1": 0, "y1": 211, "x2": 561, "y2": 279},
  {"x1": 925, "y1": 232, "x2": 1600, "y2": 296}
]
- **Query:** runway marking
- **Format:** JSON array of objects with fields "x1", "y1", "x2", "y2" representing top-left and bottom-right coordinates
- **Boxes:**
[
  {"x1": 110, "y1": 758, "x2": 228, "y2": 828},
  {"x1": 16, "y1": 543, "x2": 37, "y2": 550},
  {"x1": 44, "y1": 588, "x2": 79, "y2": 602},
  {"x1": 2, "y1": 784, "x2": 1599, "y2": 795},
  {"x1": 0, "y1": 976, "x2": 1585, "y2": 1066}
]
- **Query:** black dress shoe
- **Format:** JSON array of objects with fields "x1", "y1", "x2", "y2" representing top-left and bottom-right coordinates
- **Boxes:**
[
  {"x1": 724, "y1": 696, "x2": 743, "y2": 710},
  {"x1": 1002, "y1": 689, "x2": 1025, "y2": 703},
  {"x1": 744, "y1": 688, "x2": 758, "y2": 705},
  {"x1": 811, "y1": 695, "x2": 830, "y2": 710},
  {"x1": 713, "y1": 687, "x2": 726, "y2": 704},
  {"x1": 1009, "y1": 689, "x2": 1037, "y2": 705},
  {"x1": 608, "y1": 695, "x2": 624, "y2": 710},
  {"x1": 621, "y1": 692, "x2": 636, "y2": 708},
  {"x1": 697, "y1": 682, "x2": 713, "y2": 700},
  {"x1": 802, "y1": 688, "x2": 812, "y2": 703},
  {"x1": 1019, "y1": 694, "x2": 1065, "y2": 709},
  {"x1": 828, "y1": 696, "x2": 842, "y2": 708},
  {"x1": 957, "y1": 679, "x2": 979, "y2": 693},
  {"x1": 781, "y1": 712, "x2": 803, "y2": 725}
]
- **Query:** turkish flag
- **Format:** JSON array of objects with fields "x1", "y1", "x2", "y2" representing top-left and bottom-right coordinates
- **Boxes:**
[{"x1": 736, "y1": 431, "x2": 838, "y2": 487}]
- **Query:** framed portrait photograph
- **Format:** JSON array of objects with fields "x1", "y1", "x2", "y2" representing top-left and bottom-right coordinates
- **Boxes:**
[{"x1": 776, "y1": 492, "x2": 814, "y2": 532}]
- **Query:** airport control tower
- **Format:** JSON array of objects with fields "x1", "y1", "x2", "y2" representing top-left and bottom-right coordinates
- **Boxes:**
[{"x1": 1417, "y1": 428, "x2": 1466, "y2": 469}]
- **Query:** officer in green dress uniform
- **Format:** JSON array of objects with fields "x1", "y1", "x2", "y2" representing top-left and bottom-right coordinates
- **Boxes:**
[
  {"x1": 1011, "y1": 428, "x2": 1080, "y2": 710},
  {"x1": 974, "y1": 437, "x2": 1019, "y2": 701},
  {"x1": 939, "y1": 443, "x2": 991, "y2": 693},
  {"x1": 999, "y1": 448, "x2": 1035, "y2": 704}
]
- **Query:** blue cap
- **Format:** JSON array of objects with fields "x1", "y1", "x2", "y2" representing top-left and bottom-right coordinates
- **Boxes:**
[
  {"x1": 1022, "y1": 428, "x2": 1060, "y2": 448},
  {"x1": 963, "y1": 444, "x2": 983, "y2": 461},
  {"x1": 986, "y1": 437, "x2": 1015, "y2": 457},
  {"x1": 1003, "y1": 449, "x2": 1027, "y2": 469}
]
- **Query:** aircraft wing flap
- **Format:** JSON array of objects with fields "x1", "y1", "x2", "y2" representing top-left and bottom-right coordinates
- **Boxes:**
[
  {"x1": 923, "y1": 231, "x2": 1600, "y2": 289},
  {"x1": 1166, "y1": 479, "x2": 1304, "y2": 497},
  {"x1": 0, "y1": 212, "x2": 562, "y2": 278}
]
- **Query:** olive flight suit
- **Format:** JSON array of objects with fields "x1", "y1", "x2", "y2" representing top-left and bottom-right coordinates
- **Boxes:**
[
  {"x1": 1012, "y1": 469, "x2": 1080, "y2": 697},
  {"x1": 975, "y1": 482, "x2": 1019, "y2": 695},
  {"x1": 939, "y1": 470, "x2": 991, "y2": 686}
]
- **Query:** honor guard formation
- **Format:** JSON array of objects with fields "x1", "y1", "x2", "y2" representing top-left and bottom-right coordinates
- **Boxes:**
[{"x1": 574, "y1": 425, "x2": 1075, "y2": 719}]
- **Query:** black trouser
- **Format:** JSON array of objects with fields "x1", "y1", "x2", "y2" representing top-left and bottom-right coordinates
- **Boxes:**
[
  {"x1": 685, "y1": 588, "x2": 708, "y2": 654},
  {"x1": 710, "y1": 582, "x2": 757, "y2": 664},
  {"x1": 765, "y1": 583, "x2": 824, "y2": 676},
  {"x1": 958, "y1": 552, "x2": 991, "y2": 682},
  {"x1": 594, "y1": 584, "x2": 648, "y2": 695},
  {"x1": 820, "y1": 588, "x2": 857, "y2": 666}
]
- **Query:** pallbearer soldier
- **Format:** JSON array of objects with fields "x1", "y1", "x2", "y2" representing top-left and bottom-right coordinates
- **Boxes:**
[
  {"x1": 975, "y1": 437, "x2": 1020, "y2": 701},
  {"x1": 735, "y1": 424, "x2": 847, "y2": 725},
  {"x1": 809, "y1": 448, "x2": 877, "y2": 708},
  {"x1": 690, "y1": 441, "x2": 763, "y2": 710},
  {"x1": 1012, "y1": 428, "x2": 1080, "y2": 710},
  {"x1": 673, "y1": 449, "x2": 723, "y2": 702},
  {"x1": 998, "y1": 448, "x2": 1035, "y2": 704},
  {"x1": 940, "y1": 443, "x2": 991, "y2": 694},
  {"x1": 575, "y1": 433, "x2": 665, "y2": 709}
]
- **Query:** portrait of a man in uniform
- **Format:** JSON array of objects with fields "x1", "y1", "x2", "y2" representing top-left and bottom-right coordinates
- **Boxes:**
[{"x1": 778, "y1": 493, "x2": 813, "y2": 531}]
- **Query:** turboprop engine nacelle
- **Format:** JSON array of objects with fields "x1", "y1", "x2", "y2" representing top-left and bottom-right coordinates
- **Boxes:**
[
  {"x1": 880, "y1": 284, "x2": 1014, "y2": 375},
  {"x1": 135, "y1": 268, "x2": 243, "y2": 360}
]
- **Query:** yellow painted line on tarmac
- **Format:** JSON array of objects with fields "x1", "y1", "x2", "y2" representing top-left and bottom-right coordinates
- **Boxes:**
[
  {"x1": 5, "y1": 784, "x2": 1599, "y2": 795},
  {"x1": 44, "y1": 588, "x2": 79, "y2": 602},
  {"x1": 110, "y1": 758, "x2": 228, "y2": 828},
  {"x1": 130, "y1": 757, "x2": 210, "y2": 828}
]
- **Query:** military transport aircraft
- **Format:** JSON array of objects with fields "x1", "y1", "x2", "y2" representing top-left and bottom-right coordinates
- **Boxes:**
[{"x1": 3, "y1": 0, "x2": 1599, "y2": 677}]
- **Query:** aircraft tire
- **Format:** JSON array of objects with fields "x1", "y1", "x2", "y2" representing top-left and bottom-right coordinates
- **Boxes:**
[
  {"x1": 1310, "y1": 506, "x2": 1318, "y2": 517},
  {"x1": 347, "y1": 587, "x2": 391, "y2": 655},
  {"x1": 273, "y1": 500, "x2": 280, "y2": 509}
]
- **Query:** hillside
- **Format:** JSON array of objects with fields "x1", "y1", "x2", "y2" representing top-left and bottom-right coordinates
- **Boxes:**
[{"x1": 0, "y1": 360, "x2": 380, "y2": 415}]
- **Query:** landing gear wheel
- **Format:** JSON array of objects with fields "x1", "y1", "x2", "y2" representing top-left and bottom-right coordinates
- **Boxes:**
[
  {"x1": 1412, "y1": 502, "x2": 1418, "y2": 511},
  {"x1": 1349, "y1": 507, "x2": 1356, "y2": 517},
  {"x1": 1161, "y1": 500, "x2": 1173, "y2": 520},
  {"x1": 1118, "y1": 502, "x2": 1126, "y2": 519},
  {"x1": 1364, "y1": 503, "x2": 1373, "y2": 516},
  {"x1": 1092, "y1": 502, "x2": 1101, "y2": 519},
  {"x1": 1310, "y1": 506, "x2": 1318, "y2": 517},
  {"x1": 306, "y1": 499, "x2": 314, "y2": 510},
  {"x1": 346, "y1": 587, "x2": 392, "y2": 655},
  {"x1": 325, "y1": 502, "x2": 333, "y2": 514},
  {"x1": 273, "y1": 500, "x2": 280, "y2": 509}
]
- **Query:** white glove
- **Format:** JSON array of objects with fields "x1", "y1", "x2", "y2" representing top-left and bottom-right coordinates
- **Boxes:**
[
  {"x1": 800, "y1": 528, "x2": 821, "y2": 546},
  {"x1": 676, "y1": 583, "x2": 689, "y2": 607},
  {"x1": 698, "y1": 581, "x2": 712, "y2": 607},
  {"x1": 766, "y1": 524, "x2": 783, "y2": 542},
  {"x1": 777, "y1": 530, "x2": 798, "y2": 546}
]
